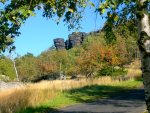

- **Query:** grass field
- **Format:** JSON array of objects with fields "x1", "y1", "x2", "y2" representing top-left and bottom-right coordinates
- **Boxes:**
[{"x1": 0, "y1": 76, "x2": 143, "y2": 113}]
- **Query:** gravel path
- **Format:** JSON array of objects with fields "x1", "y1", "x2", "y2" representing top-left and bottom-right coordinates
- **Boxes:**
[
  {"x1": 57, "y1": 89, "x2": 146, "y2": 113},
  {"x1": 0, "y1": 81, "x2": 24, "y2": 91}
]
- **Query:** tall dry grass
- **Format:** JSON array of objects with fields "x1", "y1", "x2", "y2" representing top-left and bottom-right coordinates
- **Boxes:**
[
  {"x1": 0, "y1": 87, "x2": 56, "y2": 113},
  {"x1": 127, "y1": 59, "x2": 142, "y2": 79},
  {"x1": 0, "y1": 77, "x2": 122, "y2": 113}
]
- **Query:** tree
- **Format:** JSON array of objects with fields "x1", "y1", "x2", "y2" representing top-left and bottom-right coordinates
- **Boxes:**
[
  {"x1": 0, "y1": 0, "x2": 87, "y2": 52},
  {"x1": 0, "y1": 56, "x2": 16, "y2": 81},
  {"x1": 51, "y1": 50, "x2": 69, "y2": 77},
  {"x1": 37, "y1": 50, "x2": 58, "y2": 80},
  {"x1": 97, "y1": 0, "x2": 150, "y2": 112},
  {"x1": 1, "y1": 0, "x2": 150, "y2": 111},
  {"x1": 15, "y1": 53, "x2": 38, "y2": 81}
]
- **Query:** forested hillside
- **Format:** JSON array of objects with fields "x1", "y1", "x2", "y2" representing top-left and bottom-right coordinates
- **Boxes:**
[{"x1": 0, "y1": 27, "x2": 139, "y2": 82}]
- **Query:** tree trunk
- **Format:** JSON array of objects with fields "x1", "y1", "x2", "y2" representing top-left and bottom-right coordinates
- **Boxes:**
[
  {"x1": 13, "y1": 60, "x2": 19, "y2": 81},
  {"x1": 138, "y1": 0, "x2": 150, "y2": 112}
]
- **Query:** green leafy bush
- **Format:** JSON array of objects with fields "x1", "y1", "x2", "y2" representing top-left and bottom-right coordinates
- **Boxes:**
[
  {"x1": 0, "y1": 75, "x2": 10, "y2": 82},
  {"x1": 0, "y1": 57, "x2": 16, "y2": 80},
  {"x1": 98, "y1": 66, "x2": 127, "y2": 76}
]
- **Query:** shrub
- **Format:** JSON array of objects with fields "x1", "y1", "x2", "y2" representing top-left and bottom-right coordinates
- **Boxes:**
[
  {"x1": 98, "y1": 66, "x2": 127, "y2": 76},
  {"x1": 0, "y1": 75, "x2": 10, "y2": 82}
]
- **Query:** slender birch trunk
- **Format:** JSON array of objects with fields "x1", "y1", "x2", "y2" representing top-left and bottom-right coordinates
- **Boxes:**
[
  {"x1": 13, "y1": 60, "x2": 19, "y2": 81},
  {"x1": 138, "y1": 0, "x2": 150, "y2": 112}
]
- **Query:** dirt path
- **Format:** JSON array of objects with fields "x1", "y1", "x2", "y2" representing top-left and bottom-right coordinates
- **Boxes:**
[{"x1": 58, "y1": 89, "x2": 146, "y2": 113}]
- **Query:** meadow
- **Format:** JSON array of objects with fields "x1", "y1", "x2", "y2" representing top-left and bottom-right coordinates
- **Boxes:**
[{"x1": 0, "y1": 75, "x2": 143, "y2": 113}]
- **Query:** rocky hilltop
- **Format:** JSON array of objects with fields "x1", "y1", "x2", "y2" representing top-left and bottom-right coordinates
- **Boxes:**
[{"x1": 53, "y1": 32, "x2": 87, "y2": 50}]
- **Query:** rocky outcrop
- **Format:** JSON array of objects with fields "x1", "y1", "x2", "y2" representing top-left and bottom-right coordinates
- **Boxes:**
[
  {"x1": 53, "y1": 32, "x2": 87, "y2": 50},
  {"x1": 66, "y1": 32, "x2": 87, "y2": 49},
  {"x1": 53, "y1": 38, "x2": 65, "y2": 50}
]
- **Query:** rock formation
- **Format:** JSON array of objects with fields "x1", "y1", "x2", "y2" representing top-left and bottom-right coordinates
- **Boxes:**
[
  {"x1": 54, "y1": 32, "x2": 87, "y2": 50},
  {"x1": 66, "y1": 32, "x2": 87, "y2": 49},
  {"x1": 53, "y1": 38, "x2": 65, "y2": 50}
]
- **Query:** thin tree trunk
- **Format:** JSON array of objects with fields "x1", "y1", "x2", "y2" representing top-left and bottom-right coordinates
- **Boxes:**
[
  {"x1": 13, "y1": 60, "x2": 19, "y2": 81},
  {"x1": 59, "y1": 62, "x2": 62, "y2": 78},
  {"x1": 138, "y1": 0, "x2": 150, "y2": 112}
]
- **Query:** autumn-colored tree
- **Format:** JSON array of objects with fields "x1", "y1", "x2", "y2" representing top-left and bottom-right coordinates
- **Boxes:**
[
  {"x1": 78, "y1": 36, "x2": 107, "y2": 77},
  {"x1": 37, "y1": 50, "x2": 58, "y2": 80}
]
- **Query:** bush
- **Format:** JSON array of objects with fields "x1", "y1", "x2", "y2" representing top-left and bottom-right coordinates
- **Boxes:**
[
  {"x1": 32, "y1": 72, "x2": 60, "y2": 82},
  {"x1": 98, "y1": 66, "x2": 127, "y2": 76},
  {"x1": 0, "y1": 75, "x2": 10, "y2": 82}
]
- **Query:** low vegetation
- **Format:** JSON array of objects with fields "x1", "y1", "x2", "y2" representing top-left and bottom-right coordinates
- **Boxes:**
[
  {"x1": 143, "y1": 111, "x2": 148, "y2": 113},
  {"x1": 0, "y1": 77, "x2": 142, "y2": 113}
]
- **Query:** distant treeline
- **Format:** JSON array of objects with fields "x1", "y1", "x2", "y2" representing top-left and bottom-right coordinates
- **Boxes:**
[{"x1": 0, "y1": 28, "x2": 139, "y2": 82}]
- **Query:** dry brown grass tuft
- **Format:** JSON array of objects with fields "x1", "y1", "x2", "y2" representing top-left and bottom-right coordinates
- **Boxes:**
[{"x1": 0, "y1": 87, "x2": 56, "y2": 113}]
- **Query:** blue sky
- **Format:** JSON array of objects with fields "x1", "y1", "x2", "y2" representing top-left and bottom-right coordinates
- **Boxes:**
[{"x1": 12, "y1": 7, "x2": 106, "y2": 56}]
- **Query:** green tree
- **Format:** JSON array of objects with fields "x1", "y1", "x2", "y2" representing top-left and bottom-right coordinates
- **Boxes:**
[
  {"x1": 67, "y1": 47, "x2": 83, "y2": 77},
  {"x1": 51, "y1": 50, "x2": 69, "y2": 77},
  {"x1": 0, "y1": 56, "x2": 16, "y2": 81},
  {"x1": 0, "y1": 0, "x2": 87, "y2": 52},
  {"x1": 97, "y1": 0, "x2": 150, "y2": 111},
  {"x1": 15, "y1": 53, "x2": 38, "y2": 81}
]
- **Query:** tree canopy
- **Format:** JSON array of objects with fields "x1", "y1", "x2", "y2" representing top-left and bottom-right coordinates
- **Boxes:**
[
  {"x1": 0, "y1": 0, "x2": 89, "y2": 52},
  {"x1": 1, "y1": 0, "x2": 150, "y2": 52}
]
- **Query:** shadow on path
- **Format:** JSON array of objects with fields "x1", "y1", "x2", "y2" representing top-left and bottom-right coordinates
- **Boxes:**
[
  {"x1": 20, "y1": 85, "x2": 145, "y2": 113},
  {"x1": 64, "y1": 85, "x2": 145, "y2": 103},
  {"x1": 59, "y1": 89, "x2": 145, "y2": 113}
]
